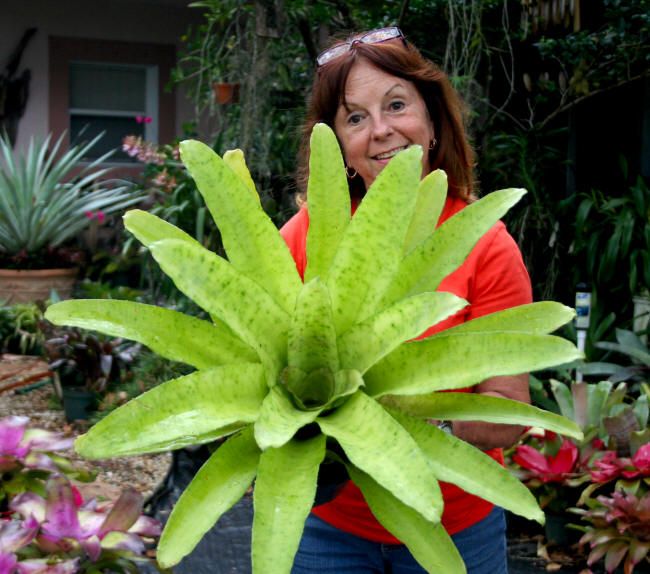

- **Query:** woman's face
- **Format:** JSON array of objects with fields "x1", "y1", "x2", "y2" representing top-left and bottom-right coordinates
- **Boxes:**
[{"x1": 334, "y1": 58, "x2": 435, "y2": 189}]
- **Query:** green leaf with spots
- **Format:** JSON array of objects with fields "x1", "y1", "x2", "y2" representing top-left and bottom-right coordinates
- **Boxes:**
[
  {"x1": 317, "y1": 391, "x2": 442, "y2": 523},
  {"x1": 75, "y1": 364, "x2": 267, "y2": 459},
  {"x1": 365, "y1": 332, "x2": 582, "y2": 397},
  {"x1": 348, "y1": 465, "x2": 466, "y2": 574},
  {"x1": 338, "y1": 291, "x2": 467, "y2": 373},
  {"x1": 123, "y1": 209, "x2": 199, "y2": 248},
  {"x1": 157, "y1": 427, "x2": 260, "y2": 568},
  {"x1": 223, "y1": 148, "x2": 258, "y2": 199},
  {"x1": 148, "y1": 238, "x2": 289, "y2": 385},
  {"x1": 381, "y1": 393, "x2": 583, "y2": 440},
  {"x1": 254, "y1": 386, "x2": 321, "y2": 450},
  {"x1": 287, "y1": 278, "x2": 339, "y2": 373},
  {"x1": 403, "y1": 169, "x2": 448, "y2": 254},
  {"x1": 305, "y1": 123, "x2": 350, "y2": 282},
  {"x1": 391, "y1": 411, "x2": 545, "y2": 524},
  {"x1": 444, "y1": 302, "x2": 576, "y2": 335},
  {"x1": 180, "y1": 139, "x2": 301, "y2": 314},
  {"x1": 252, "y1": 434, "x2": 325, "y2": 574},
  {"x1": 381, "y1": 188, "x2": 526, "y2": 307},
  {"x1": 44, "y1": 299, "x2": 258, "y2": 369},
  {"x1": 326, "y1": 146, "x2": 422, "y2": 334}
]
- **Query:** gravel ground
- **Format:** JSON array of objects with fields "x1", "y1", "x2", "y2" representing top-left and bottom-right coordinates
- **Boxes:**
[{"x1": 1, "y1": 383, "x2": 171, "y2": 502}]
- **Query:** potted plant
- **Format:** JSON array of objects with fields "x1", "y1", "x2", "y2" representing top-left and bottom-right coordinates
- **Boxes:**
[
  {"x1": 0, "y1": 131, "x2": 142, "y2": 303},
  {"x1": 43, "y1": 327, "x2": 140, "y2": 422}
]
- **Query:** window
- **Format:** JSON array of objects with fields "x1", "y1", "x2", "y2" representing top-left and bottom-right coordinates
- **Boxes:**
[{"x1": 69, "y1": 62, "x2": 159, "y2": 160}]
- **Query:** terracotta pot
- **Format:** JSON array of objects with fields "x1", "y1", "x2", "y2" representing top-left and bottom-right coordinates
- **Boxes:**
[
  {"x1": 212, "y1": 82, "x2": 240, "y2": 105},
  {"x1": 0, "y1": 268, "x2": 77, "y2": 304}
]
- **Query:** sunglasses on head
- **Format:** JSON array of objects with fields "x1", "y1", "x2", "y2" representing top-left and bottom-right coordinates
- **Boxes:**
[{"x1": 316, "y1": 26, "x2": 405, "y2": 67}]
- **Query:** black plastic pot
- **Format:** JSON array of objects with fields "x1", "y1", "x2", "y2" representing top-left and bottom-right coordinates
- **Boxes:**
[{"x1": 62, "y1": 387, "x2": 96, "y2": 422}]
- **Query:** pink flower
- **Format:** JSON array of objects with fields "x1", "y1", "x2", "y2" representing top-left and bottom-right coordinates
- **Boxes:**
[
  {"x1": 513, "y1": 439, "x2": 579, "y2": 483},
  {"x1": 95, "y1": 211, "x2": 105, "y2": 224},
  {"x1": 135, "y1": 115, "x2": 152, "y2": 124},
  {"x1": 590, "y1": 445, "x2": 650, "y2": 483}
]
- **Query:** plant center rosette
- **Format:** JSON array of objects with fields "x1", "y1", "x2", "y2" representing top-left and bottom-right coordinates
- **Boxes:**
[{"x1": 45, "y1": 124, "x2": 583, "y2": 574}]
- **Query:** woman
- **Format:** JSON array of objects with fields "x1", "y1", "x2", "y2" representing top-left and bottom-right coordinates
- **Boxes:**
[{"x1": 280, "y1": 27, "x2": 532, "y2": 574}]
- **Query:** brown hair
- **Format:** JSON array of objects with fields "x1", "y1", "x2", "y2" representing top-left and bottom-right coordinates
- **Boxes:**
[{"x1": 296, "y1": 37, "x2": 476, "y2": 201}]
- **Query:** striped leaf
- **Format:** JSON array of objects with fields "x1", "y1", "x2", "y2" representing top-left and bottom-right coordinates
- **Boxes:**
[
  {"x1": 45, "y1": 299, "x2": 258, "y2": 369},
  {"x1": 305, "y1": 123, "x2": 350, "y2": 282},
  {"x1": 252, "y1": 434, "x2": 325, "y2": 574},
  {"x1": 180, "y1": 140, "x2": 301, "y2": 314},
  {"x1": 365, "y1": 332, "x2": 582, "y2": 398},
  {"x1": 75, "y1": 364, "x2": 267, "y2": 459},
  {"x1": 317, "y1": 392, "x2": 442, "y2": 523},
  {"x1": 157, "y1": 427, "x2": 260, "y2": 568}
]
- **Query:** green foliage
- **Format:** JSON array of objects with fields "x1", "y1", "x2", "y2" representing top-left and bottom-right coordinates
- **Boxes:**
[
  {"x1": 0, "y1": 132, "x2": 142, "y2": 268},
  {"x1": 46, "y1": 125, "x2": 582, "y2": 573}
]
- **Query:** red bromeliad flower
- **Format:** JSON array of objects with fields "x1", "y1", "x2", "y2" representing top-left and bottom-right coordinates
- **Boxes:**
[
  {"x1": 591, "y1": 444, "x2": 650, "y2": 484},
  {"x1": 513, "y1": 439, "x2": 579, "y2": 483}
]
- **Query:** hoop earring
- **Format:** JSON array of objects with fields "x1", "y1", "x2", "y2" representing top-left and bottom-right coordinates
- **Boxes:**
[
  {"x1": 429, "y1": 138, "x2": 437, "y2": 150},
  {"x1": 345, "y1": 165, "x2": 358, "y2": 179}
]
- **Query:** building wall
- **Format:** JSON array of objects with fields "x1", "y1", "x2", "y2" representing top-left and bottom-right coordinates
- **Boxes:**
[{"x1": 1, "y1": 0, "x2": 202, "y2": 151}]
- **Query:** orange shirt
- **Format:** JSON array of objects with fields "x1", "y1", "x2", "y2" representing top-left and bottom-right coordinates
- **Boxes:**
[{"x1": 280, "y1": 195, "x2": 532, "y2": 541}]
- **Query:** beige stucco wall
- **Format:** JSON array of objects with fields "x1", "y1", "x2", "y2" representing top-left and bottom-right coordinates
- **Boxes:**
[{"x1": 1, "y1": 0, "x2": 202, "y2": 150}]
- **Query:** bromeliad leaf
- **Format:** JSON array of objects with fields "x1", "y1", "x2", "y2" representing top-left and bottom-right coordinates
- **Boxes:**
[
  {"x1": 444, "y1": 302, "x2": 576, "y2": 335},
  {"x1": 305, "y1": 123, "x2": 350, "y2": 282},
  {"x1": 252, "y1": 434, "x2": 325, "y2": 574},
  {"x1": 338, "y1": 291, "x2": 467, "y2": 373},
  {"x1": 147, "y1": 239, "x2": 289, "y2": 385},
  {"x1": 382, "y1": 393, "x2": 583, "y2": 440},
  {"x1": 365, "y1": 332, "x2": 582, "y2": 397},
  {"x1": 123, "y1": 209, "x2": 199, "y2": 248},
  {"x1": 157, "y1": 427, "x2": 260, "y2": 568},
  {"x1": 326, "y1": 145, "x2": 422, "y2": 334},
  {"x1": 75, "y1": 364, "x2": 266, "y2": 458},
  {"x1": 317, "y1": 391, "x2": 442, "y2": 523},
  {"x1": 348, "y1": 465, "x2": 466, "y2": 574},
  {"x1": 403, "y1": 169, "x2": 448, "y2": 255},
  {"x1": 45, "y1": 299, "x2": 258, "y2": 369},
  {"x1": 391, "y1": 411, "x2": 545, "y2": 524},
  {"x1": 223, "y1": 148, "x2": 258, "y2": 199},
  {"x1": 180, "y1": 140, "x2": 301, "y2": 314},
  {"x1": 381, "y1": 188, "x2": 526, "y2": 307}
]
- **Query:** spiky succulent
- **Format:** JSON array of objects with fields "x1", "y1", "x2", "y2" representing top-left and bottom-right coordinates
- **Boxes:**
[{"x1": 45, "y1": 124, "x2": 583, "y2": 574}]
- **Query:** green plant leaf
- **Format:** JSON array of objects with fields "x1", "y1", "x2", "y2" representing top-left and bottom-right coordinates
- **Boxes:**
[
  {"x1": 45, "y1": 299, "x2": 258, "y2": 369},
  {"x1": 381, "y1": 188, "x2": 526, "y2": 306},
  {"x1": 443, "y1": 302, "x2": 576, "y2": 335},
  {"x1": 157, "y1": 427, "x2": 260, "y2": 568},
  {"x1": 123, "y1": 209, "x2": 199, "y2": 247},
  {"x1": 338, "y1": 292, "x2": 467, "y2": 373},
  {"x1": 317, "y1": 391, "x2": 442, "y2": 523},
  {"x1": 348, "y1": 465, "x2": 466, "y2": 574},
  {"x1": 403, "y1": 169, "x2": 448, "y2": 254},
  {"x1": 381, "y1": 393, "x2": 583, "y2": 440},
  {"x1": 254, "y1": 386, "x2": 321, "y2": 450},
  {"x1": 223, "y1": 148, "x2": 258, "y2": 199},
  {"x1": 288, "y1": 278, "x2": 339, "y2": 373},
  {"x1": 252, "y1": 434, "x2": 325, "y2": 574},
  {"x1": 180, "y1": 139, "x2": 301, "y2": 314},
  {"x1": 365, "y1": 333, "x2": 582, "y2": 397},
  {"x1": 549, "y1": 379, "x2": 575, "y2": 421},
  {"x1": 147, "y1": 239, "x2": 289, "y2": 385},
  {"x1": 75, "y1": 364, "x2": 267, "y2": 458},
  {"x1": 391, "y1": 410, "x2": 544, "y2": 523},
  {"x1": 326, "y1": 146, "x2": 422, "y2": 334},
  {"x1": 304, "y1": 123, "x2": 350, "y2": 282}
]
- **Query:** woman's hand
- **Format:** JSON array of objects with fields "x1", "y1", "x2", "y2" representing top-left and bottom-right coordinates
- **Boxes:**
[{"x1": 450, "y1": 374, "x2": 530, "y2": 450}]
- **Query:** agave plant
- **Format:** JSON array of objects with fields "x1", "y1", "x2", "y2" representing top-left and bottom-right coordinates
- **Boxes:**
[
  {"x1": 0, "y1": 131, "x2": 141, "y2": 267},
  {"x1": 45, "y1": 124, "x2": 583, "y2": 573}
]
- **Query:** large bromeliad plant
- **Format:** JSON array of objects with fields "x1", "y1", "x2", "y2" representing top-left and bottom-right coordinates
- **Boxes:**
[{"x1": 45, "y1": 124, "x2": 583, "y2": 573}]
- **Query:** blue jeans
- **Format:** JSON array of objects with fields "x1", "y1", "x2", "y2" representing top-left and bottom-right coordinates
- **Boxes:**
[{"x1": 291, "y1": 507, "x2": 508, "y2": 574}]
